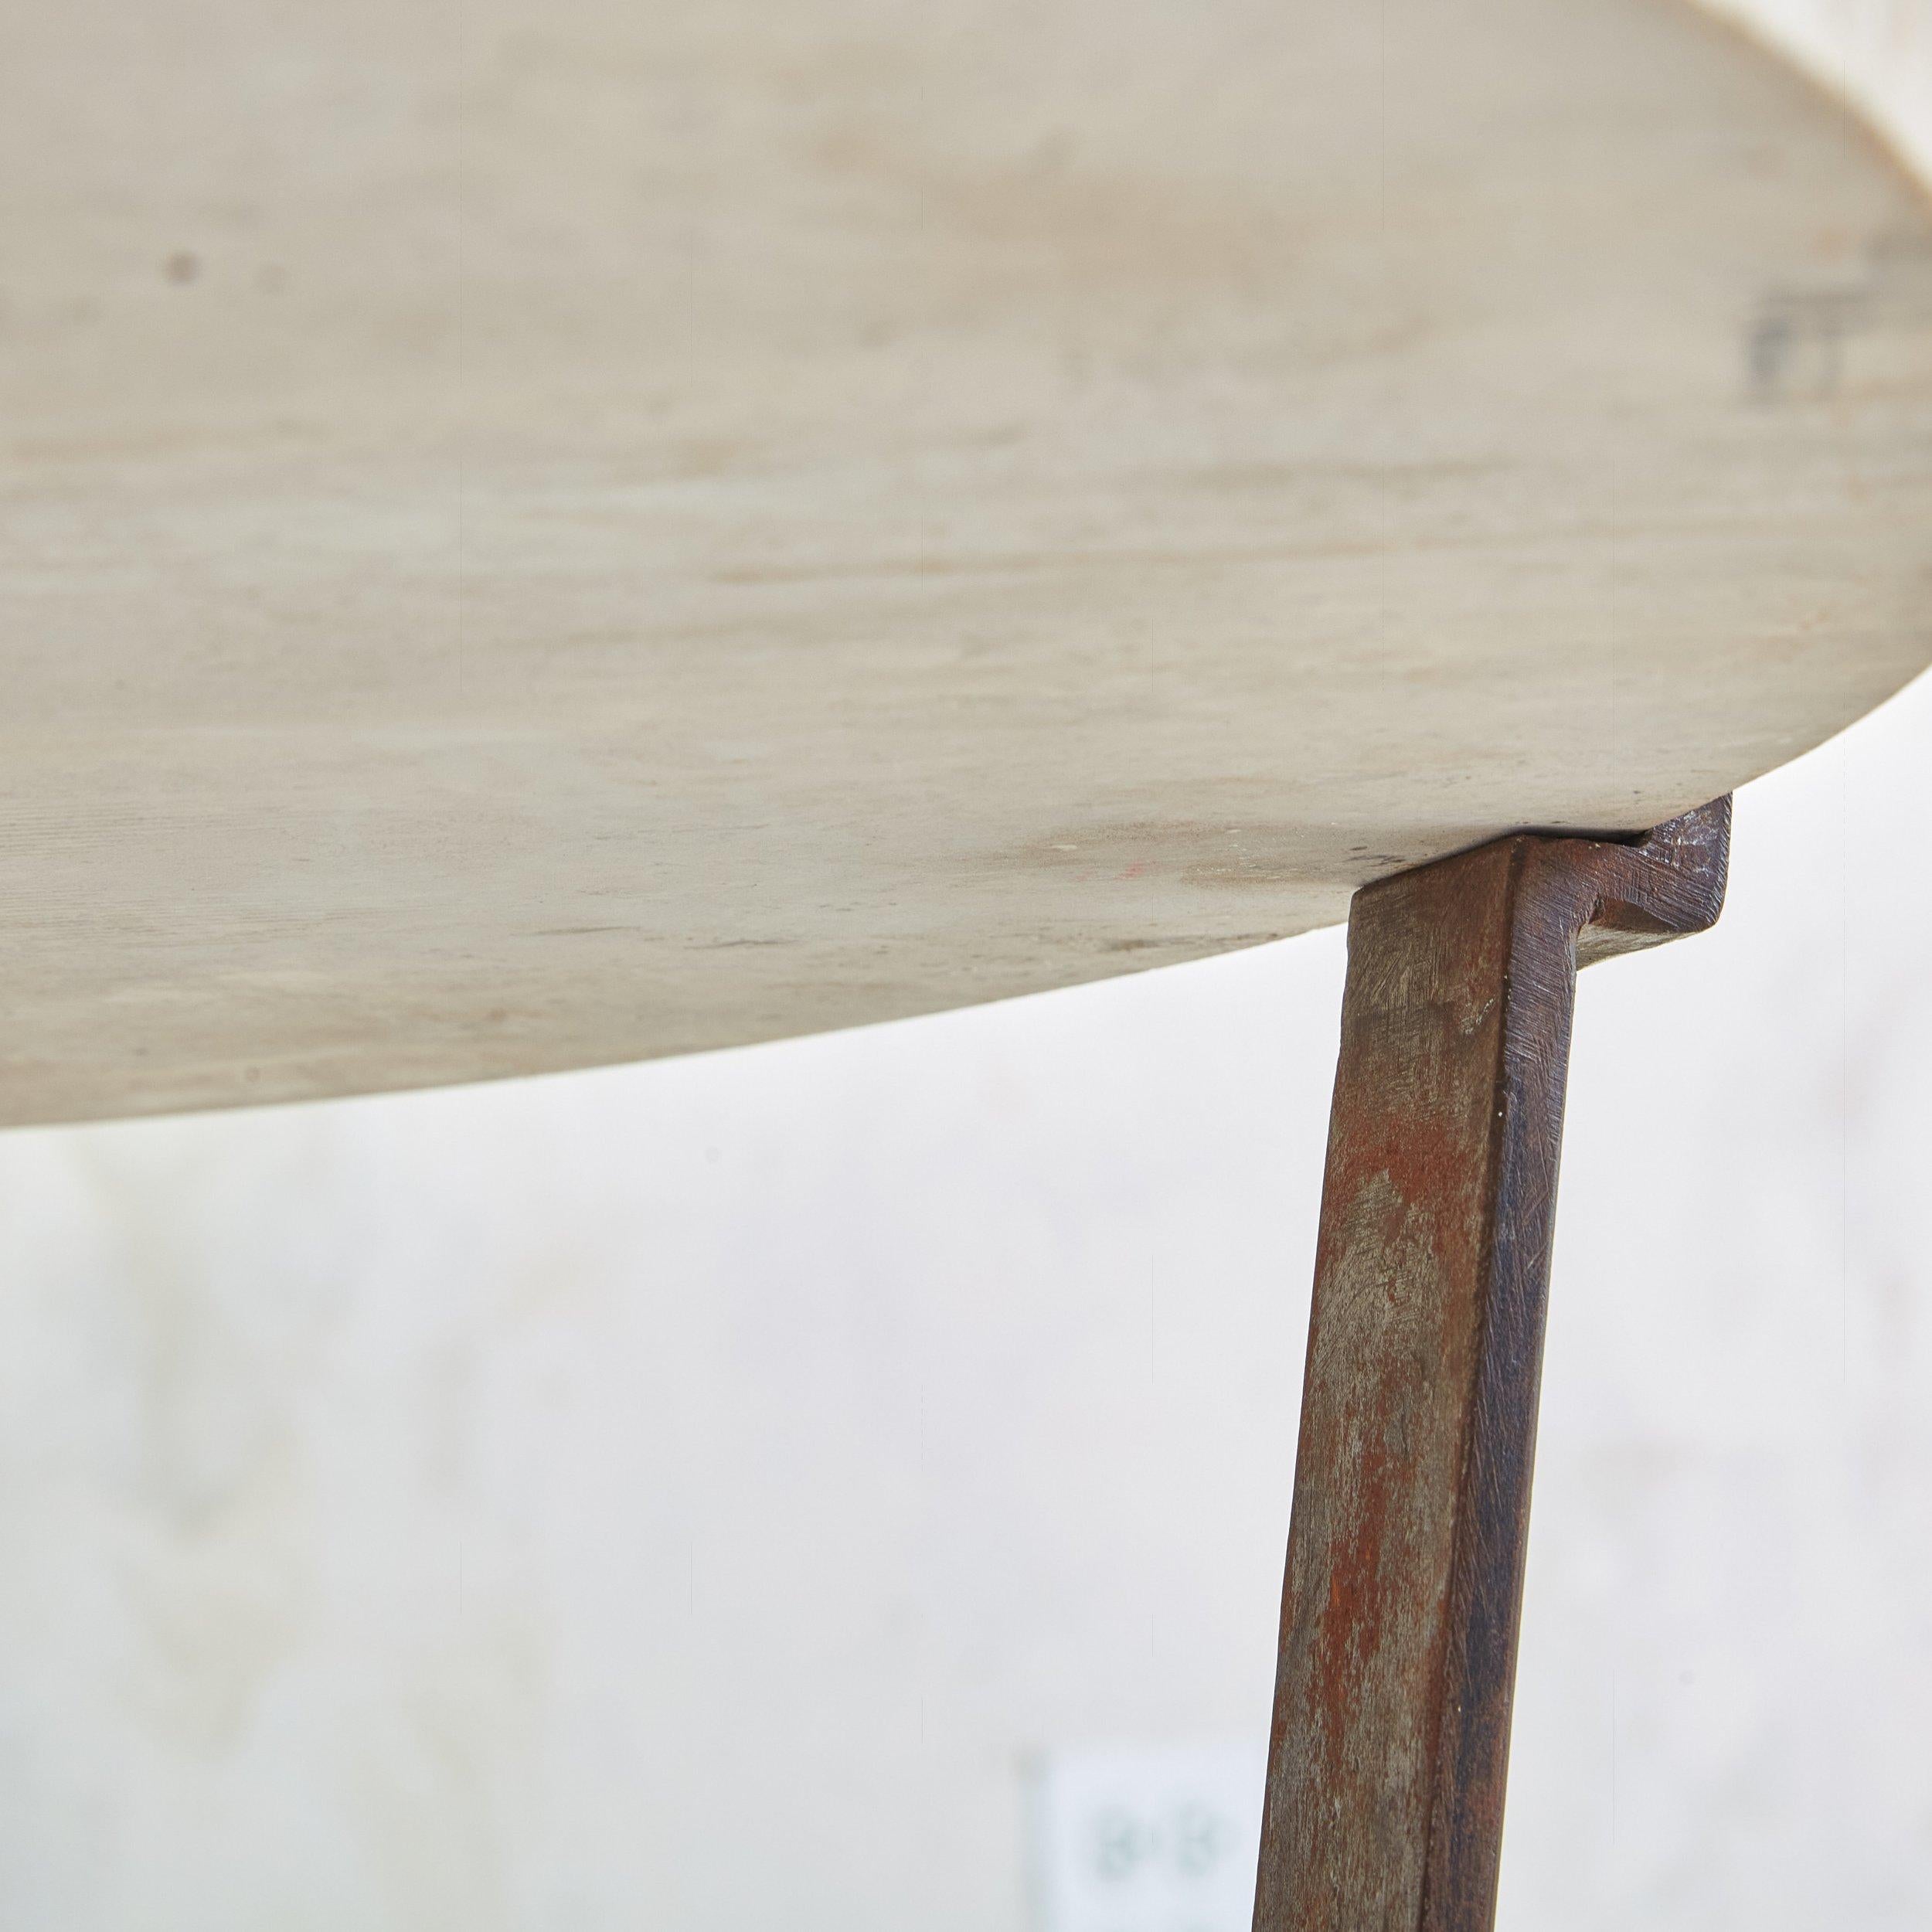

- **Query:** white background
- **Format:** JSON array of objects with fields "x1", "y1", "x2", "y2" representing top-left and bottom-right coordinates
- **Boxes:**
[{"x1": 0, "y1": 5, "x2": 1927, "y2": 1927}]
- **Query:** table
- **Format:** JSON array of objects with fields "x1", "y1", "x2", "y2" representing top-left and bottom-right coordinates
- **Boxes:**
[{"x1": 7, "y1": 0, "x2": 1931, "y2": 1923}]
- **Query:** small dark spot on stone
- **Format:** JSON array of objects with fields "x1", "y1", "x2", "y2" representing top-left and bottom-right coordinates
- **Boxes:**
[
  {"x1": 165, "y1": 250, "x2": 200, "y2": 285},
  {"x1": 1026, "y1": 131, "x2": 1074, "y2": 178}
]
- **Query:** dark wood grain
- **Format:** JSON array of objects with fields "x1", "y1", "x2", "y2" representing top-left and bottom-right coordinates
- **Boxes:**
[{"x1": 1253, "y1": 800, "x2": 1731, "y2": 1931}]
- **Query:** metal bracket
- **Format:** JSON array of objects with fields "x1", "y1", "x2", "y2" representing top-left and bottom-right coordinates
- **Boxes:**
[{"x1": 1253, "y1": 799, "x2": 1732, "y2": 1931}]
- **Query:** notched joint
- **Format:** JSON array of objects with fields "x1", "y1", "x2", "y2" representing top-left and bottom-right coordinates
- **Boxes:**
[{"x1": 1566, "y1": 796, "x2": 1732, "y2": 967}]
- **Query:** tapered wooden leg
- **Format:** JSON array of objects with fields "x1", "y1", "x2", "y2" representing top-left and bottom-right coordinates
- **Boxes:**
[{"x1": 1252, "y1": 801, "x2": 1731, "y2": 1932}]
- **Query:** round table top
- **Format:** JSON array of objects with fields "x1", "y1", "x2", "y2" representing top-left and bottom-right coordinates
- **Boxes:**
[{"x1": 5, "y1": 0, "x2": 1930, "y2": 1127}]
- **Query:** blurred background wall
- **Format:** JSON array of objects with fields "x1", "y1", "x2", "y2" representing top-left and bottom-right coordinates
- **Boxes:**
[{"x1": 0, "y1": 5, "x2": 1928, "y2": 1927}]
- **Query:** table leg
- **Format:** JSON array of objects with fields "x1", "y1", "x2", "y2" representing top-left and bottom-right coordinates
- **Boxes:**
[{"x1": 1252, "y1": 799, "x2": 1731, "y2": 1931}]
